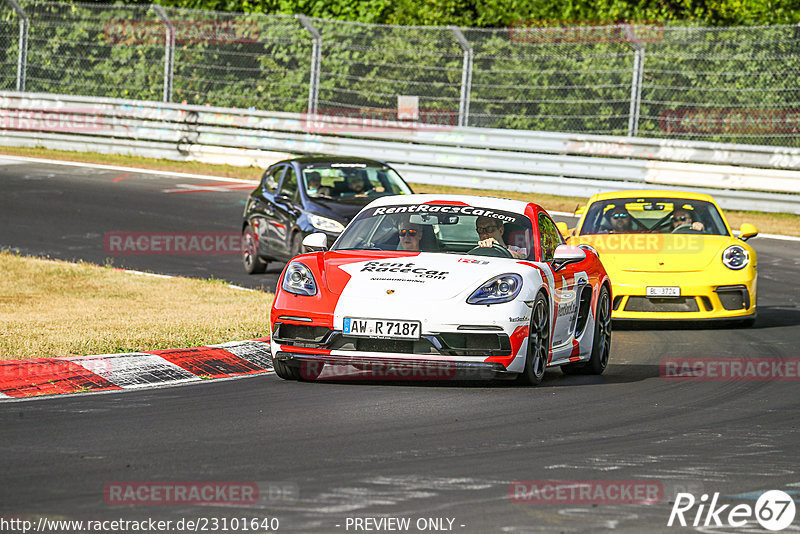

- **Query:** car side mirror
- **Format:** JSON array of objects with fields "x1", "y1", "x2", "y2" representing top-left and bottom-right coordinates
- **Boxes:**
[
  {"x1": 302, "y1": 232, "x2": 328, "y2": 251},
  {"x1": 552, "y1": 244, "x2": 586, "y2": 271},
  {"x1": 739, "y1": 223, "x2": 758, "y2": 241},
  {"x1": 555, "y1": 222, "x2": 572, "y2": 239}
]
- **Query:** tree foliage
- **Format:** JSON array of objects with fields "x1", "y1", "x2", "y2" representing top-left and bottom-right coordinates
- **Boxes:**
[
  {"x1": 137, "y1": 0, "x2": 800, "y2": 27},
  {"x1": 3, "y1": 0, "x2": 799, "y2": 146}
]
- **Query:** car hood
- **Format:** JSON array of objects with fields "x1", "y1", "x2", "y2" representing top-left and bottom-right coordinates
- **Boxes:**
[
  {"x1": 307, "y1": 197, "x2": 375, "y2": 225},
  {"x1": 572, "y1": 234, "x2": 735, "y2": 273},
  {"x1": 320, "y1": 251, "x2": 520, "y2": 301}
]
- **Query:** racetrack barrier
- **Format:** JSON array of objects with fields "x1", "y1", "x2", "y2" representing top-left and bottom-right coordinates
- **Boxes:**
[{"x1": 2, "y1": 91, "x2": 800, "y2": 213}]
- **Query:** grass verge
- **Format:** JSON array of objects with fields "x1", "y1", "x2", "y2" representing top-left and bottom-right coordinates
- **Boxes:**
[
  {"x1": 2, "y1": 145, "x2": 798, "y2": 236},
  {"x1": 0, "y1": 250, "x2": 273, "y2": 360}
]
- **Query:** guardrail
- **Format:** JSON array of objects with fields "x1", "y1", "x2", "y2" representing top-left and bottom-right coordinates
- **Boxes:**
[{"x1": 2, "y1": 92, "x2": 800, "y2": 214}]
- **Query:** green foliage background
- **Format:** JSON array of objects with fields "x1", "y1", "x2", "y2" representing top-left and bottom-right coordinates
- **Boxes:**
[
  {"x1": 143, "y1": 0, "x2": 800, "y2": 27},
  {"x1": 1, "y1": 0, "x2": 799, "y2": 146}
]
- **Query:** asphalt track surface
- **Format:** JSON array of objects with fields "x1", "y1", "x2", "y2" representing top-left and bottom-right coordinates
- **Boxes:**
[{"x1": 2, "y1": 157, "x2": 800, "y2": 533}]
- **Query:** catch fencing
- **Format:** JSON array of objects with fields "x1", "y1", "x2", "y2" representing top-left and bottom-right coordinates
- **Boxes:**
[
  {"x1": 3, "y1": 92, "x2": 800, "y2": 214},
  {"x1": 1, "y1": 1, "x2": 800, "y2": 146}
]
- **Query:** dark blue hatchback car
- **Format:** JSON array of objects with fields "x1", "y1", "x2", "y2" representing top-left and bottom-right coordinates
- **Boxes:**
[{"x1": 241, "y1": 156, "x2": 413, "y2": 273}]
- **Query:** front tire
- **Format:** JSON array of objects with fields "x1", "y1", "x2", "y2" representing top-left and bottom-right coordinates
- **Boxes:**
[
  {"x1": 562, "y1": 285, "x2": 611, "y2": 375},
  {"x1": 272, "y1": 358, "x2": 300, "y2": 380},
  {"x1": 242, "y1": 225, "x2": 267, "y2": 274},
  {"x1": 516, "y1": 292, "x2": 549, "y2": 385},
  {"x1": 290, "y1": 232, "x2": 304, "y2": 259}
]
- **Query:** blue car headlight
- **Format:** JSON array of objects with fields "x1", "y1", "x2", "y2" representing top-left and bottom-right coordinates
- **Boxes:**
[
  {"x1": 309, "y1": 214, "x2": 345, "y2": 233},
  {"x1": 467, "y1": 274, "x2": 522, "y2": 305},
  {"x1": 282, "y1": 262, "x2": 317, "y2": 296},
  {"x1": 722, "y1": 245, "x2": 749, "y2": 270}
]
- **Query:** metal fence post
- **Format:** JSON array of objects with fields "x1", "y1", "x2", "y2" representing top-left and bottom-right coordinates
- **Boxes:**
[
  {"x1": 297, "y1": 15, "x2": 321, "y2": 115},
  {"x1": 153, "y1": 5, "x2": 174, "y2": 103},
  {"x1": 450, "y1": 26, "x2": 473, "y2": 128},
  {"x1": 624, "y1": 24, "x2": 645, "y2": 137},
  {"x1": 6, "y1": 0, "x2": 28, "y2": 92}
]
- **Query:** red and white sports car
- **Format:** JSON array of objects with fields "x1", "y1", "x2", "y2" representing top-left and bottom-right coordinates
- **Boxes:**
[{"x1": 269, "y1": 194, "x2": 612, "y2": 385}]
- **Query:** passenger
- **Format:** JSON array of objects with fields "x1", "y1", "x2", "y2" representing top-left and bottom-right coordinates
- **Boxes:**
[
  {"x1": 305, "y1": 172, "x2": 332, "y2": 198},
  {"x1": 607, "y1": 204, "x2": 634, "y2": 233},
  {"x1": 305, "y1": 171, "x2": 322, "y2": 196},
  {"x1": 475, "y1": 216, "x2": 526, "y2": 258}
]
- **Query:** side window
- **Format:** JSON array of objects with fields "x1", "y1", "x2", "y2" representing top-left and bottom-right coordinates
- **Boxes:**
[
  {"x1": 262, "y1": 165, "x2": 284, "y2": 192},
  {"x1": 538, "y1": 213, "x2": 563, "y2": 262},
  {"x1": 279, "y1": 166, "x2": 299, "y2": 201}
]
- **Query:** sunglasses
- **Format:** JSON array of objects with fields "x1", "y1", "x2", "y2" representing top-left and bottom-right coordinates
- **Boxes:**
[
  {"x1": 611, "y1": 213, "x2": 628, "y2": 219},
  {"x1": 398, "y1": 229, "x2": 419, "y2": 237},
  {"x1": 673, "y1": 215, "x2": 690, "y2": 222},
  {"x1": 476, "y1": 226, "x2": 499, "y2": 234}
]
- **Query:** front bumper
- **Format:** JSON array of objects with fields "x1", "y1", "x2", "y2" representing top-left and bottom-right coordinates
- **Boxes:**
[
  {"x1": 609, "y1": 273, "x2": 756, "y2": 320},
  {"x1": 273, "y1": 351, "x2": 509, "y2": 380}
]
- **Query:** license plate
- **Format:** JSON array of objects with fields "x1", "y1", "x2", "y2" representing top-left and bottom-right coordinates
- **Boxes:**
[
  {"x1": 343, "y1": 318, "x2": 421, "y2": 340},
  {"x1": 646, "y1": 286, "x2": 681, "y2": 297}
]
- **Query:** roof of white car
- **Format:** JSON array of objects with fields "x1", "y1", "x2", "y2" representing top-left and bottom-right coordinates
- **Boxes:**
[{"x1": 368, "y1": 193, "x2": 534, "y2": 214}]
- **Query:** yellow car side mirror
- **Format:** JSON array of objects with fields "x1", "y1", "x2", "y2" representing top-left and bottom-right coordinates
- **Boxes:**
[
  {"x1": 739, "y1": 223, "x2": 758, "y2": 241},
  {"x1": 555, "y1": 222, "x2": 572, "y2": 239}
]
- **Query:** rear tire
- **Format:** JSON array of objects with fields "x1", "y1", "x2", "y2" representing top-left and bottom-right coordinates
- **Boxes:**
[
  {"x1": 242, "y1": 225, "x2": 267, "y2": 274},
  {"x1": 562, "y1": 286, "x2": 611, "y2": 375},
  {"x1": 516, "y1": 292, "x2": 549, "y2": 386}
]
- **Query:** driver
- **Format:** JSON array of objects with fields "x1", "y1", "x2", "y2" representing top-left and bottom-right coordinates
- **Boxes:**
[
  {"x1": 397, "y1": 221, "x2": 422, "y2": 251},
  {"x1": 344, "y1": 175, "x2": 371, "y2": 196},
  {"x1": 475, "y1": 216, "x2": 526, "y2": 259},
  {"x1": 671, "y1": 208, "x2": 704, "y2": 232}
]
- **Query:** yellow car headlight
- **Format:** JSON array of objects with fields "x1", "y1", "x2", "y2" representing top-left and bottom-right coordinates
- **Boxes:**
[{"x1": 721, "y1": 245, "x2": 749, "y2": 270}]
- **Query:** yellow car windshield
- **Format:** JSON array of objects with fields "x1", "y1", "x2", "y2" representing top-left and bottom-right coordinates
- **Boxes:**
[{"x1": 578, "y1": 198, "x2": 729, "y2": 236}]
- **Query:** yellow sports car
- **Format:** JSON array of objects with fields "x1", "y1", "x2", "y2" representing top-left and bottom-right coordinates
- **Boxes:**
[{"x1": 559, "y1": 191, "x2": 758, "y2": 325}]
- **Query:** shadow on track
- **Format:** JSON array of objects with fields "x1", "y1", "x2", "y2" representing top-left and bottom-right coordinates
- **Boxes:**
[
  {"x1": 290, "y1": 363, "x2": 661, "y2": 389},
  {"x1": 612, "y1": 305, "x2": 800, "y2": 331}
]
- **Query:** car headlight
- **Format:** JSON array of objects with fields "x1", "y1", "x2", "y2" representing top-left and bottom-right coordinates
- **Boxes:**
[
  {"x1": 309, "y1": 214, "x2": 345, "y2": 233},
  {"x1": 722, "y1": 245, "x2": 749, "y2": 270},
  {"x1": 282, "y1": 262, "x2": 317, "y2": 296},
  {"x1": 467, "y1": 274, "x2": 522, "y2": 305}
]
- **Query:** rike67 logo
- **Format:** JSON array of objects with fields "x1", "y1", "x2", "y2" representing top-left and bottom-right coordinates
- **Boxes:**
[{"x1": 668, "y1": 490, "x2": 796, "y2": 531}]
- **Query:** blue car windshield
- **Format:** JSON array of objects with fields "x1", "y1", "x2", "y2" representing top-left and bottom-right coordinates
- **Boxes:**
[{"x1": 301, "y1": 163, "x2": 412, "y2": 199}]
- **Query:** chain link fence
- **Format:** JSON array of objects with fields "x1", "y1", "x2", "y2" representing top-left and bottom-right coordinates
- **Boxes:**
[{"x1": 2, "y1": 0, "x2": 799, "y2": 146}]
